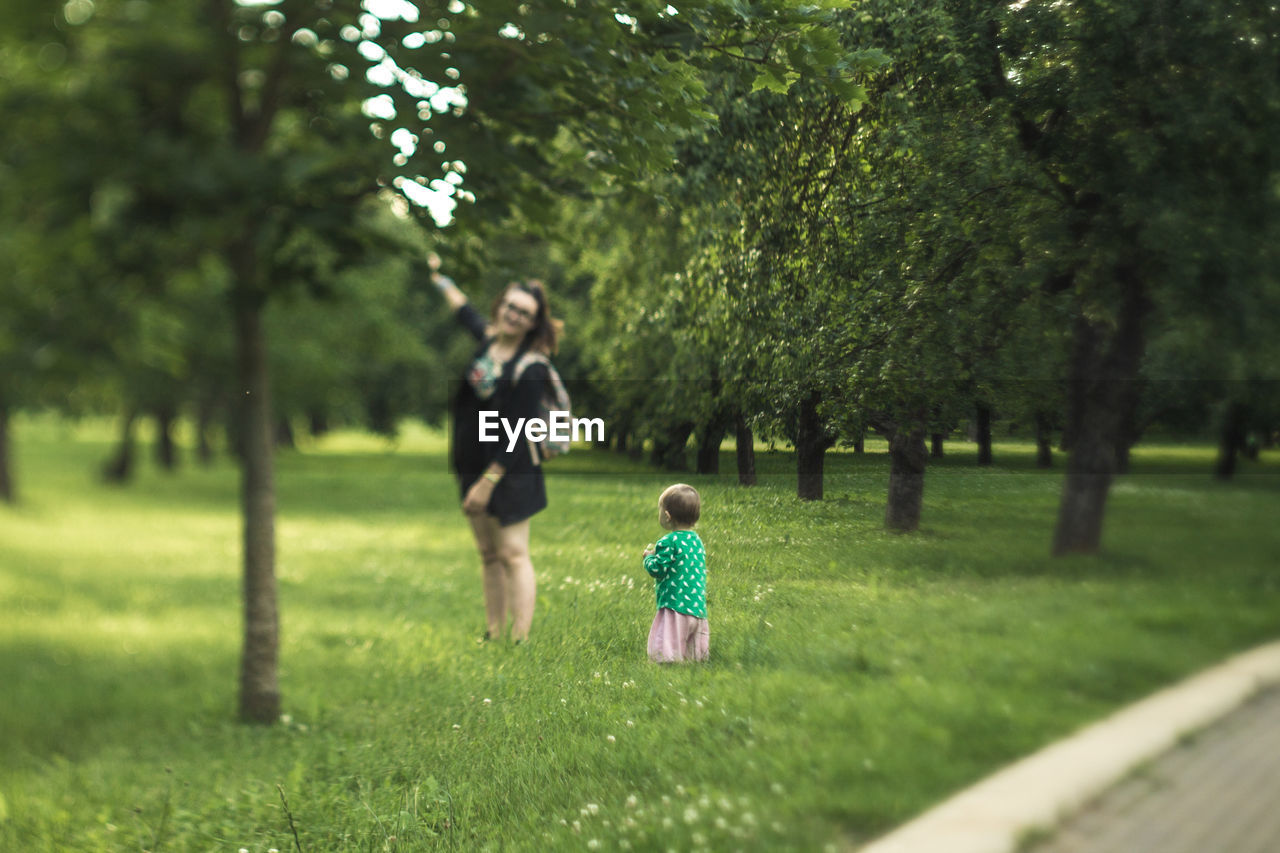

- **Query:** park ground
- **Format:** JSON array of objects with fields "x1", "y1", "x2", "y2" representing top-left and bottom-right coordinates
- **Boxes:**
[{"x1": 1, "y1": 416, "x2": 1278, "y2": 851}]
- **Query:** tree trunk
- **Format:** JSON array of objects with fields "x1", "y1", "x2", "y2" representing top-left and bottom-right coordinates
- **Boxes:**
[
  {"x1": 695, "y1": 415, "x2": 727, "y2": 475},
  {"x1": 930, "y1": 432, "x2": 944, "y2": 459},
  {"x1": 1053, "y1": 272, "x2": 1149, "y2": 555},
  {"x1": 102, "y1": 408, "x2": 138, "y2": 484},
  {"x1": 735, "y1": 412, "x2": 756, "y2": 487},
  {"x1": 1035, "y1": 411, "x2": 1054, "y2": 469},
  {"x1": 654, "y1": 422, "x2": 693, "y2": 470},
  {"x1": 0, "y1": 402, "x2": 13, "y2": 503},
  {"x1": 852, "y1": 428, "x2": 865, "y2": 454},
  {"x1": 154, "y1": 405, "x2": 178, "y2": 471},
  {"x1": 886, "y1": 424, "x2": 927, "y2": 532},
  {"x1": 1115, "y1": 380, "x2": 1144, "y2": 474},
  {"x1": 233, "y1": 292, "x2": 280, "y2": 724},
  {"x1": 975, "y1": 402, "x2": 993, "y2": 466},
  {"x1": 796, "y1": 392, "x2": 829, "y2": 500},
  {"x1": 307, "y1": 409, "x2": 329, "y2": 437},
  {"x1": 275, "y1": 417, "x2": 296, "y2": 450},
  {"x1": 1215, "y1": 401, "x2": 1246, "y2": 480},
  {"x1": 196, "y1": 395, "x2": 216, "y2": 466}
]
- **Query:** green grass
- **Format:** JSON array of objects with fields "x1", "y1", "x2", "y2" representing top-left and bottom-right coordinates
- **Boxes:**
[{"x1": 2, "y1": 415, "x2": 1278, "y2": 852}]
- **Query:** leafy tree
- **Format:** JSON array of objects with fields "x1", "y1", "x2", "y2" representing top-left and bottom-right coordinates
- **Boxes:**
[
  {"x1": 13, "y1": 0, "x2": 873, "y2": 722},
  {"x1": 947, "y1": 0, "x2": 1280, "y2": 553}
]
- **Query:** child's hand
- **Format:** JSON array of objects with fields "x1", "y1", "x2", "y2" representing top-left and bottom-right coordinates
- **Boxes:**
[{"x1": 642, "y1": 544, "x2": 655, "y2": 558}]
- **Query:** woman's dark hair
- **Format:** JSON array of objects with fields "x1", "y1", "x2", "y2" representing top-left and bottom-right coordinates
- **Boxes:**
[{"x1": 490, "y1": 278, "x2": 561, "y2": 354}]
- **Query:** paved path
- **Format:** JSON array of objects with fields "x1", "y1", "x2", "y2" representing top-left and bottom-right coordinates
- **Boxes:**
[
  {"x1": 1028, "y1": 684, "x2": 1280, "y2": 853},
  {"x1": 857, "y1": 641, "x2": 1280, "y2": 853}
]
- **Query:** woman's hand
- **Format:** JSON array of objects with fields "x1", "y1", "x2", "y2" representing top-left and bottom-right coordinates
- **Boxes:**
[{"x1": 462, "y1": 478, "x2": 495, "y2": 515}]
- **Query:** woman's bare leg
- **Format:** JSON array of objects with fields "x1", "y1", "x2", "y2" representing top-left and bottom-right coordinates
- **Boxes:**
[
  {"x1": 467, "y1": 513, "x2": 506, "y2": 638},
  {"x1": 495, "y1": 518, "x2": 536, "y2": 642}
]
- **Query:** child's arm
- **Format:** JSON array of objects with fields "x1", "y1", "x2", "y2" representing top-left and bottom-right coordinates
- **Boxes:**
[{"x1": 643, "y1": 538, "x2": 672, "y2": 580}]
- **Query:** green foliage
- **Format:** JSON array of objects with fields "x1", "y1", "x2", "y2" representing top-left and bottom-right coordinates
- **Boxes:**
[{"x1": 2, "y1": 419, "x2": 1279, "y2": 849}]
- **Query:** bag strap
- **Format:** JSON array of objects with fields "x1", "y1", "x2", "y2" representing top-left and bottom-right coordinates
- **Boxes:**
[{"x1": 512, "y1": 350, "x2": 551, "y2": 384}]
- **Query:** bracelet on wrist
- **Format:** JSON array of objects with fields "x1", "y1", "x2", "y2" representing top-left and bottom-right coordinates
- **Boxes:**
[
  {"x1": 432, "y1": 274, "x2": 457, "y2": 292},
  {"x1": 483, "y1": 470, "x2": 501, "y2": 484}
]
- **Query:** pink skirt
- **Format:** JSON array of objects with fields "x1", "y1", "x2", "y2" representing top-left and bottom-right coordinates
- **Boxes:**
[{"x1": 647, "y1": 608, "x2": 709, "y2": 663}]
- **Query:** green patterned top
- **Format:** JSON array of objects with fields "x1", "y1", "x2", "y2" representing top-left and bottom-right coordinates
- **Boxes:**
[{"x1": 643, "y1": 529, "x2": 707, "y2": 619}]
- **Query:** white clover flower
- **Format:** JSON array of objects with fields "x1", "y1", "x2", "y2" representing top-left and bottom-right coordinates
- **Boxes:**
[
  {"x1": 626, "y1": 719, "x2": 635, "y2": 728},
  {"x1": 607, "y1": 734, "x2": 616, "y2": 743},
  {"x1": 280, "y1": 714, "x2": 292, "y2": 725},
  {"x1": 718, "y1": 797, "x2": 732, "y2": 811},
  {"x1": 452, "y1": 724, "x2": 461, "y2": 730},
  {"x1": 771, "y1": 782, "x2": 785, "y2": 795},
  {"x1": 715, "y1": 816, "x2": 728, "y2": 829},
  {"x1": 742, "y1": 811, "x2": 757, "y2": 825},
  {"x1": 692, "y1": 833, "x2": 706, "y2": 845},
  {"x1": 587, "y1": 840, "x2": 600, "y2": 850},
  {"x1": 699, "y1": 795, "x2": 710, "y2": 808},
  {"x1": 626, "y1": 794, "x2": 638, "y2": 808},
  {"x1": 675, "y1": 785, "x2": 685, "y2": 795},
  {"x1": 662, "y1": 817, "x2": 674, "y2": 828},
  {"x1": 572, "y1": 820, "x2": 582, "y2": 833},
  {"x1": 587, "y1": 803, "x2": 600, "y2": 815},
  {"x1": 683, "y1": 806, "x2": 698, "y2": 824},
  {"x1": 662, "y1": 795, "x2": 671, "y2": 805},
  {"x1": 482, "y1": 698, "x2": 491, "y2": 705},
  {"x1": 560, "y1": 818, "x2": 568, "y2": 826},
  {"x1": 239, "y1": 849, "x2": 249, "y2": 853}
]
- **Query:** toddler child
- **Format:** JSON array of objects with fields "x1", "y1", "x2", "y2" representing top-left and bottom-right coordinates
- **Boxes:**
[{"x1": 642, "y1": 483, "x2": 708, "y2": 662}]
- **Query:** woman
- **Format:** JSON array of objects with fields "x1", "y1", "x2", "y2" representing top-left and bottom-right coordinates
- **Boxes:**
[{"x1": 430, "y1": 255, "x2": 557, "y2": 643}]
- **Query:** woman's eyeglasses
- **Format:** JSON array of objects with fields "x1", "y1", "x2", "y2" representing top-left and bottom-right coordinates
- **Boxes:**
[{"x1": 502, "y1": 301, "x2": 536, "y2": 321}]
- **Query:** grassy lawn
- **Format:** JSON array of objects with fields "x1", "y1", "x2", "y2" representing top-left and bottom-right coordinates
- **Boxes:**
[{"x1": 2, "y1": 416, "x2": 1278, "y2": 852}]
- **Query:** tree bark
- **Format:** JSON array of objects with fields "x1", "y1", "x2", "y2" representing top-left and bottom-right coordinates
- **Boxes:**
[
  {"x1": 735, "y1": 412, "x2": 756, "y2": 486},
  {"x1": 1215, "y1": 401, "x2": 1246, "y2": 480},
  {"x1": 1035, "y1": 411, "x2": 1054, "y2": 469},
  {"x1": 796, "y1": 392, "x2": 830, "y2": 500},
  {"x1": 154, "y1": 405, "x2": 178, "y2": 471},
  {"x1": 695, "y1": 412, "x2": 728, "y2": 475},
  {"x1": 307, "y1": 409, "x2": 329, "y2": 437},
  {"x1": 275, "y1": 417, "x2": 296, "y2": 450},
  {"x1": 233, "y1": 290, "x2": 280, "y2": 724},
  {"x1": 1114, "y1": 380, "x2": 1144, "y2": 474},
  {"x1": 886, "y1": 423, "x2": 927, "y2": 532},
  {"x1": 196, "y1": 395, "x2": 217, "y2": 466},
  {"x1": 653, "y1": 421, "x2": 694, "y2": 471},
  {"x1": 975, "y1": 402, "x2": 993, "y2": 466},
  {"x1": 0, "y1": 402, "x2": 13, "y2": 503},
  {"x1": 930, "y1": 432, "x2": 945, "y2": 459},
  {"x1": 1052, "y1": 272, "x2": 1149, "y2": 555},
  {"x1": 102, "y1": 408, "x2": 138, "y2": 484}
]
